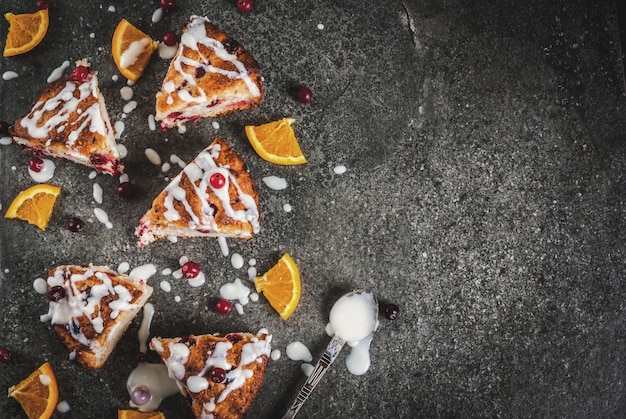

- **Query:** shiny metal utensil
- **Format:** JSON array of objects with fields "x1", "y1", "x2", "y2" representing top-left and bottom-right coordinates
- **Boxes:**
[{"x1": 281, "y1": 335, "x2": 346, "y2": 419}]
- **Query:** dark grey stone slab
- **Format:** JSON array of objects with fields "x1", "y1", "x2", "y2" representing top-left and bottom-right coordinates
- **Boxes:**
[{"x1": 1, "y1": 0, "x2": 625, "y2": 418}]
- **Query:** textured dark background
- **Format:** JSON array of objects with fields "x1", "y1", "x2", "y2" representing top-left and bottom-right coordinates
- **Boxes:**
[{"x1": 1, "y1": 0, "x2": 625, "y2": 418}]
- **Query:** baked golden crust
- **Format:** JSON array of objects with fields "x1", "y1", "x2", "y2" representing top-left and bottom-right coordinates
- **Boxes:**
[
  {"x1": 136, "y1": 138, "x2": 260, "y2": 246},
  {"x1": 155, "y1": 16, "x2": 264, "y2": 129},
  {"x1": 10, "y1": 69, "x2": 122, "y2": 175},
  {"x1": 44, "y1": 265, "x2": 152, "y2": 370},
  {"x1": 150, "y1": 332, "x2": 271, "y2": 419}
]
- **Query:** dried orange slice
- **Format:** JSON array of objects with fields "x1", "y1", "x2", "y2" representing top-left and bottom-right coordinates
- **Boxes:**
[
  {"x1": 118, "y1": 410, "x2": 166, "y2": 419},
  {"x1": 4, "y1": 183, "x2": 61, "y2": 230},
  {"x1": 3, "y1": 9, "x2": 49, "y2": 57},
  {"x1": 254, "y1": 253, "x2": 301, "y2": 320},
  {"x1": 111, "y1": 19, "x2": 159, "y2": 82},
  {"x1": 8, "y1": 362, "x2": 59, "y2": 419},
  {"x1": 245, "y1": 118, "x2": 307, "y2": 165}
]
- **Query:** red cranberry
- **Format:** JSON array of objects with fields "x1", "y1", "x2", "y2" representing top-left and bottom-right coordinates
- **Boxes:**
[
  {"x1": 160, "y1": 0, "x2": 176, "y2": 11},
  {"x1": 194, "y1": 67, "x2": 206, "y2": 79},
  {"x1": 383, "y1": 303, "x2": 400, "y2": 320},
  {"x1": 36, "y1": 0, "x2": 50, "y2": 9},
  {"x1": 89, "y1": 155, "x2": 106, "y2": 166},
  {"x1": 236, "y1": 0, "x2": 253, "y2": 13},
  {"x1": 181, "y1": 261, "x2": 200, "y2": 279},
  {"x1": 0, "y1": 120, "x2": 9, "y2": 136},
  {"x1": 296, "y1": 87, "x2": 313, "y2": 104},
  {"x1": 28, "y1": 157, "x2": 44, "y2": 173},
  {"x1": 209, "y1": 172, "x2": 226, "y2": 189},
  {"x1": 163, "y1": 31, "x2": 178, "y2": 46},
  {"x1": 47, "y1": 286, "x2": 66, "y2": 302},
  {"x1": 209, "y1": 367, "x2": 226, "y2": 383},
  {"x1": 0, "y1": 347, "x2": 13, "y2": 362},
  {"x1": 68, "y1": 217, "x2": 85, "y2": 232},
  {"x1": 117, "y1": 182, "x2": 135, "y2": 199},
  {"x1": 215, "y1": 299, "x2": 232, "y2": 315},
  {"x1": 71, "y1": 66, "x2": 90, "y2": 82}
]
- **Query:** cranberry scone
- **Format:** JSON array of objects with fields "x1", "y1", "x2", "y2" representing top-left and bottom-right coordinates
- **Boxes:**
[
  {"x1": 10, "y1": 61, "x2": 123, "y2": 175},
  {"x1": 135, "y1": 138, "x2": 260, "y2": 247},
  {"x1": 40, "y1": 265, "x2": 153, "y2": 369},
  {"x1": 155, "y1": 15, "x2": 264, "y2": 130},
  {"x1": 150, "y1": 331, "x2": 272, "y2": 418}
]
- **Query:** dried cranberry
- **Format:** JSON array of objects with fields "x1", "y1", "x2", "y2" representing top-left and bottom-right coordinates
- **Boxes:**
[
  {"x1": 89, "y1": 154, "x2": 106, "y2": 166},
  {"x1": 28, "y1": 157, "x2": 44, "y2": 173},
  {"x1": 223, "y1": 39, "x2": 239, "y2": 54},
  {"x1": 68, "y1": 217, "x2": 85, "y2": 232},
  {"x1": 215, "y1": 299, "x2": 231, "y2": 315},
  {"x1": 194, "y1": 67, "x2": 206, "y2": 79},
  {"x1": 209, "y1": 367, "x2": 226, "y2": 383},
  {"x1": 160, "y1": 0, "x2": 176, "y2": 11},
  {"x1": 71, "y1": 66, "x2": 90, "y2": 82},
  {"x1": 36, "y1": 0, "x2": 50, "y2": 9},
  {"x1": 47, "y1": 286, "x2": 66, "y2": 302},
  {"x1": 296, "y1": 87, "x2": 313, "y2": 104},
  {"x1": 117, "y1": 182, "x2": 135, "y2": 199},
  {"x1": 163, "y1": 31, "x2": 177, "y2": 47},
  {"x1": 226, "y1": 333, "x2": 243, "y2": 344},
  {"x1": 209, "y1": 172, "x2": 226, "y2": 189},
  {"x1": 0, "y1": 120, "x2": 9, "y2": 136},
  {"x1": 236, "y1": 0, "x2": 253, "y2": 13},
  {"x1": 0, "y1": 347, "x2": 13, "y2": 362},
  {"x1": 383, "y1": 303, "x2": 400, "y2": 320},
  {"x1": 181, "y1": 261, "x2": 201, "y2": 279}
]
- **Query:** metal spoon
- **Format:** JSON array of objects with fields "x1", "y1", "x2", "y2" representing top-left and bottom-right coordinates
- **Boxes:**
[{"x1": 281, "y1": 290, "x2": 378, "y2": 419}]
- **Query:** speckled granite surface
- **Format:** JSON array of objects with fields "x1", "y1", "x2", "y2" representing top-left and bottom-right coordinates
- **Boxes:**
[{"x1": 1, "y1": 0, "x2": 625, "y2": 418}]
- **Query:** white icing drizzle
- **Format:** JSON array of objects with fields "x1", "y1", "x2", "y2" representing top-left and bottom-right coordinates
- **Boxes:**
[
  {"x1": 164, "y1": 15, "x2": 261, "y2": 109},
  {"x1": 19, "y1": 78, "x2": 109, "y2": 145},
  {"x1": 42, "y1": 266, "x2": 140, "y2": 348},
  {"x1": 161, "y1": 142, "x2": 260, "y2": 235}
]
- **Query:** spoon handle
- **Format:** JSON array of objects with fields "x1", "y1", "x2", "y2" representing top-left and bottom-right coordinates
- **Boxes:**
[{"x1": 281, "y1": 335, "x2": 346, "y2": 419}]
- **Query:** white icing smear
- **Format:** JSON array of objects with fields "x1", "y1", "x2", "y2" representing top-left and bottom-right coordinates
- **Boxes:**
[
  {"x1": 93, "y1": 183, "x2": 103, "y2": 204},
  {"x1": 286, "y1": 341, "x2": 313, "y2": 362},
  {"x1": 152, "y1": 8, "x2": 164, "y2": 24},
  {"x1": 127, "y1": 363, "x2": 179, "y2": 411},
  {"x1": 345, "y1": 334, "x2": 373, "y2": 375},
  {"x1": 2, "y1": 71, "x2": 19, "y2": 80},
  {"x1": 33, "y1": 278, "x2": 48, "y2": 294},
  {"x1": 94, "y1": 208, "x2": 113, "y2": 229},
  {"x1": 47, "y1": 61, "x2": 71, "y2": 83},
  {"x1": 219, "y1": 278, "x2": 250, "y2": 305},
  {"x1": 120, "y1": 38, "x2": 150, "y2": 69},
  {"x1": 129, "y1": 264, "x2": 157, "y2": 281},
  {"x1": 231, "y1": 253, "x2": 244, "y2": 269},
  {"x1": 137, "y1": 303, "x2": 155, "y2": 353},
  {"x1": 29, "y1": 159, "x2": 55, "y2": 183},
  {"x1": 262, "y1": 176, "x2": 288, "y2": 190},
  {"x1": 145, "y1": 148, "x2": 161, "y2": 165}
]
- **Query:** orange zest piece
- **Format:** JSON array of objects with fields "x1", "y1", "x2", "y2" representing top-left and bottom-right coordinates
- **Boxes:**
[
  {"x1": 244, "y1": 118, "x2": 307, "y2": 165},
  {"x1": 3, "y1": 9, "x2": 49, "y2": 57},
  {"x1": 254, "y1": 253, "x2": 301, "y2": 320},
  {"x1": 8, "y1": 362, "x2": 59, "y2": 419},
  {"x1": 118, "y1": 410, "x2": 166, "y2": 419},
  {"x1": 4, "y1": 183, "x2": 61, "y2": 230},
  {"x1": 111, "y1": 19, "x2": 159, "y2": 82}
]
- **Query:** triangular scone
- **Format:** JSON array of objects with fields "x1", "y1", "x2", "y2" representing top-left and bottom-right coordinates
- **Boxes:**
[
  {"x1": 135, "y1": 137, "x2": 260, "y2": 247},
  {"x1": 41, "y1": 265, "x2": 153, "y2": 370},
  {"x1": 155, "y1": 15, "x2": 264, "y2": 130},
  {"x1": 150, "y1": 332, "x2": 272, "y2": 419},
  {"x1": 10, "y1": 62, "x2": 123, "y2": 175}
]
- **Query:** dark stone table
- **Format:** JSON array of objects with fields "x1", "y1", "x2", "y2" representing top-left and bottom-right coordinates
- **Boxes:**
[{"x1": 1, "y1": 0, "x2": 625, "y2": 417}]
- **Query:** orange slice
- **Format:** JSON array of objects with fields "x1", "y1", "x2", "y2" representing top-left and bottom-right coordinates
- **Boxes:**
[
  {"x1": 244, "y1": 118, "x2": 307, "y2": 165},
  {"x1": 4, "y1": 183, "x2": 61, "y2": 231},
  {"x1": 8, "y1": 362, "x2": 59, "y2": 419},
  {"x1": 254, "y1": 253, "x2": 301, "y2": 320},
  {"x1": 111, "y1": 19, "x2": 159, "y2": 82},
  {"x1": 3, "y1": 9, "x2": 49, "y2": 57},
  {"x1": 118, "y1": 410, "x2": 166, "y2": 419}
]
